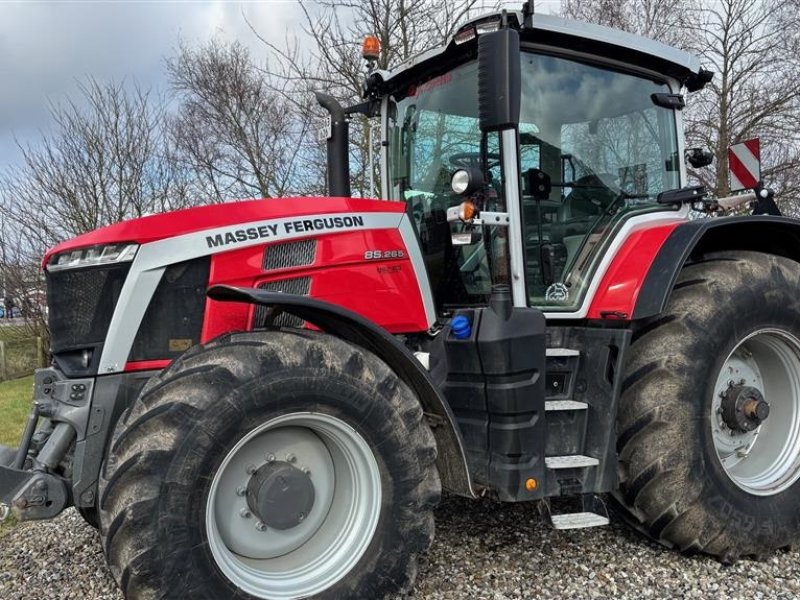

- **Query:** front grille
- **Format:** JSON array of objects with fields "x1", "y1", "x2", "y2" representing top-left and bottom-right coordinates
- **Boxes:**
[
  {"x1": 47, "y1": 263, "x2": 130, "y2": 353},
  {"x1": 253, "y1": 277, "x2": 311, "y2": 329},
  {"x1": 129, "y1": 257, "x2": 211, "y2": 361},
  {"x1": 263, "y1": 239, "x2": 317, "y2": 271}
]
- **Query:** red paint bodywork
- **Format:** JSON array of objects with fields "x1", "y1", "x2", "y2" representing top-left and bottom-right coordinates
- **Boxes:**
[
  {"x1": 587, "y1": 223, "x2": 680, "y2": 319},
  {"x1": 201, "y1": 228, "x2": 429, "y2": 342},
  {"x1": 57, "y1": 197, "x2": 428, "y2": 372},
  {"x1": 43, "y1": 198, "x2": 405, "y2": 264}
]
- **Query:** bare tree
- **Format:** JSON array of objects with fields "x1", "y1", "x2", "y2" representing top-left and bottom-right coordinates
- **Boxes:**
[
  {"x1": 561, "y1": 0, "x2": 800, "y2": 212},
  {"x1": 253, "y1": 0, "x2": 486, "y2": 197},
  {"x1": 0, "y1": 78, "x2": 189, "y2": 252},
  {"x1": 684, "y1": 0, "x2": 800, "y2": 211},
  {"x1": 167, "y1": 39, "x2": 320, "y2": 201},
  {"x1": 561, "y1": 0, "x2": 690, "y2": 47}
]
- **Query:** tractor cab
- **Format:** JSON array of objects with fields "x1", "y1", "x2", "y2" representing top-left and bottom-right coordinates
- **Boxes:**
[{"x1": 353, "y1": 8, "x2": 711, "y2": 318}]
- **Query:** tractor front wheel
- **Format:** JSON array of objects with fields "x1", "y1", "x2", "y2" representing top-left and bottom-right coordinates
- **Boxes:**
[
  {"x1": 98, "y1": 330, "x2": 440, "y2": 599},
  {"x1": 615, "y1": 251, "x2": 800, "y2": 561}
]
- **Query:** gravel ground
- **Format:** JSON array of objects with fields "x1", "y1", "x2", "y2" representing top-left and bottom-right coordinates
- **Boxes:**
[{"x1": 1, "y1": 495, "x2": 799, "y2": 599}]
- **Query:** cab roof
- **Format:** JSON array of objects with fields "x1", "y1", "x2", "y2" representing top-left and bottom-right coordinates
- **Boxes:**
[{"x1": 383, "y1": 11, "x2": 708, "y2": 94}]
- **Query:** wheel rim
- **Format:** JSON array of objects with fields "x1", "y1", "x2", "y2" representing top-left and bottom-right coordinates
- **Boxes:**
[
  {"x1": 711, "y1": 328, "x2": 800, "y2": 496},
  {"x1": 206, "y1": 412, "x2": 382, "y2": 599}
]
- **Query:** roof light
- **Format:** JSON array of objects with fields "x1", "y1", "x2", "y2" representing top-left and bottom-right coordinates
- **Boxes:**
[
  {"x1": 362, "y1": 35, "x2": 381, "y2": 61},
  {"x1": 453, "y1": 25, "x2": 476, "y2": 45},
  {"x1": 475, "y1": 19, "x2": 501, "y2": 34},
  {"x1": 48, "y1": 243, "x2": 139, "y2": 272}
]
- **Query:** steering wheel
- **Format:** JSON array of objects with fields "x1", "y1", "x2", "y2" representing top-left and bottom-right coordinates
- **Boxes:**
[{"x1": 448, "y1": 152, "x2": 501, "y2": 169}]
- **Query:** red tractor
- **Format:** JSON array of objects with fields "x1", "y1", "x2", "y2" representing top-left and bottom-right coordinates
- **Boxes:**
[{"x1": 2, "y1": 5, "x2": 799, "y2": 599}]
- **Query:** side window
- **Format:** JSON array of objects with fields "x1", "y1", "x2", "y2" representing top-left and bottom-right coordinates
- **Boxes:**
[{"x1": 560, "y1": 108, "x2": 676, "y2": 198}]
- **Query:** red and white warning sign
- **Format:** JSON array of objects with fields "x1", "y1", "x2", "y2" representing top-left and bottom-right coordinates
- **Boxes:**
[{"x1": 728, "y1": 138, "x2": 761, "y2": 192}]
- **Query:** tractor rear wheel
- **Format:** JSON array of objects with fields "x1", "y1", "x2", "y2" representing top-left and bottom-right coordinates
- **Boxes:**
[
  {"x1": 98, "y1": 330, "x2": 440, "y2": 599},
  {"x1": 615, "y1": 250, "x2": 800, "y2": 561}
]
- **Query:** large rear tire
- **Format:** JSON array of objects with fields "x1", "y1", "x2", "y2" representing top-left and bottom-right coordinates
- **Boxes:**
[
  {"x1": 98, "y1": 330, "x2": 440, "y2": 599},
  {"x1": 615, "y1": 251, "x2": 800, "y2": 561}
]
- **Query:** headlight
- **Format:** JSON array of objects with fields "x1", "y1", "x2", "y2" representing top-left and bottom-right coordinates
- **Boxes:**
[{"x1": 47, "y1": 243, "x2": 139, "y2": 272}]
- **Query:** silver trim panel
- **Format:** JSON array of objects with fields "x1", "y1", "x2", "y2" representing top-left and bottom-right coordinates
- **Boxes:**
[
  {"x1": 399, "y1": 214, "x2": 437, "y2": 328},
  {"x1": 501, "y1": 128, "x2": 527, "y2": 308}
]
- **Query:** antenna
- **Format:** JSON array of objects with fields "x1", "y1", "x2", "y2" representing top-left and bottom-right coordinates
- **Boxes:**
[{"x1": 522, "y1": 0, "x2": 534, "y2": 28}]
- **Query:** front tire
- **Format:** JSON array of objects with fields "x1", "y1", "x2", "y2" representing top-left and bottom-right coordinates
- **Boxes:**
[
  {"x1": 98, "y1": 330, "x2": 440, "y2": 599},
  {"x1": 615, "y1": 251, "x2": 800, "y2": 561}
]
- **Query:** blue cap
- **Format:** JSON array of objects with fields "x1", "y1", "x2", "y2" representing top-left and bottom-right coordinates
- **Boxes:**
[{"x1": 451, "y1": 315, "x2": 472, "y2": 339}]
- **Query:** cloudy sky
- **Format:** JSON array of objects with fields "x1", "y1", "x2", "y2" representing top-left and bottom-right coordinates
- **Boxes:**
[
  {"x1": 0, "y1": 1, "x2": 307, "y2": 167},
  {"x1": 0, "y1": 1, "x2": 559, "y2": 169}
]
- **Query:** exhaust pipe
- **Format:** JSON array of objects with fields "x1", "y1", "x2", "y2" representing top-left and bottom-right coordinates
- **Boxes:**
[{"x1": 315, "y1": 92, "x2": 351, "y2": 198}]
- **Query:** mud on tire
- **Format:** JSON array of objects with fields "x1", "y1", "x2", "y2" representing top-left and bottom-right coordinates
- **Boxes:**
[
  {"x1": 98, "y1": 330, "x2": 440, "y2": 599},
  {"x1": 615, "y1": 251, "x2": 800, "y2": 562}
]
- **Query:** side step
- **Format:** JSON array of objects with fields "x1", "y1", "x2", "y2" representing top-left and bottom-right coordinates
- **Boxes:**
[
  {"x1": 545, "y1": 494, "x2": 610, "y2": 530},
  {"x1": 546, "y1": 348, "x2": 580, "y2": 357},
  {"x1": 545, "y1": 400, "x2": 588, "y2": 411},
  {"x1": 545, "y1": 455, "x2": 599, "y2": 469},
  {"x1": 551, "y1": 512, "x2": 609, "y2": 529}
]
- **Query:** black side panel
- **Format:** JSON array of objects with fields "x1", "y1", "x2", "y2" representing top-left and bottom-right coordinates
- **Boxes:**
[
  {"x1": 129, "y1": 257, "x2": 210, "y2": 362},
  {"x1": 72, "y1": 370, "x2": 156, "y2": 507},
  {"x1": 634, "y1": 216, "x2": 800, "y2": 320},
  {"x1": 438, "y1": 304, "x2": 547, "y2": 501}
]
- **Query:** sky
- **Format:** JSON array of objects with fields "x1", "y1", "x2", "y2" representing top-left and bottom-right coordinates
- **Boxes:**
[
  {"x1": 0, "y1": 1, "x2": 305, "y2": 167},
  {"x1": 0, "y1": 1, "x2": 560, "y2": 169}
]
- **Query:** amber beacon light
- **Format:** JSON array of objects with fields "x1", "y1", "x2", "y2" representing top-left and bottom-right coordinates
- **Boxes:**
[{"x1": 362, "y1": 35, "x2": 381, "y2": 61}]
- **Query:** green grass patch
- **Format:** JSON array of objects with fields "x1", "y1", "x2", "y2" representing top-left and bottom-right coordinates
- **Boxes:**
[
  {"x1": 0, "y1": 376, "x2": 32, "y2": 536},
  {"x1": 0, "y1": 325, "x2": 28, "y2": 342},
  {"x1": 0, "y1": 376, "x2": 33, "y2": 447}
]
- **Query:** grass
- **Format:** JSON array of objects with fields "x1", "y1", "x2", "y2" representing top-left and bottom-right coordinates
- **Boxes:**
[
  {"x1": 0, "y1": 376, "x2": 33, "y2": 447},
  {"x1": 0, "y1": 325, "x2": 28, "y2": 342},
  {"x1": 0, "y1": 376, "x2": 32, "y2": 536}
]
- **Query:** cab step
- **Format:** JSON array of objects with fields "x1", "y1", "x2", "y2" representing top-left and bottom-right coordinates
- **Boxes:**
[
  {"x1": 545, "y1": 400, "x2": 588, "y2": 411},
  {"x1": 546, "y1": 348, "x2": 580, "y2": 357},
  {"x1": 544, "y1": 494, "x2": 610, "y2": 530},
  {"x1": 545, "y1": 454, "x2": 599, "y2": 469},
  {"x1": 550, "y1": 511, "x2": 610, "y2": 529}
]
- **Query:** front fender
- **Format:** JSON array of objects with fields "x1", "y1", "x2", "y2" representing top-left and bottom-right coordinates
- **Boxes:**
[
  {"x1": 633, "y1": 216, "x2": 800, "y2": 319},
  {"x1": 207, "y1": 284, "x2": 476, "y2": 498}
]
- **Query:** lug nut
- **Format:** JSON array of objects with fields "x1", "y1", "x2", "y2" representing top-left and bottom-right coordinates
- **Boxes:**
[
  {"x1": 240, "y1": 508, "x2": 251, "y2": 519},
  {"x1": 286, "y1": 453, "x2": 296, "y2": 463},
  {"x1": 265, "y1": 453, "x2": 276, "y2": 463},
  {"x1": 236, "y1": 486, "x2": 247, "y2": 497},
  {"x1": 297, "y1": 512, "x2": 305, "y2": 522},
  {"x1": 255, "y1": 521, "x2": 267, "y2": 532},
  {"x1": 246, "y1": 464, "x2": 257, "y2": 475},
  {"x1": 302, "y1": 466, "x2": 311, "y2": 475}
]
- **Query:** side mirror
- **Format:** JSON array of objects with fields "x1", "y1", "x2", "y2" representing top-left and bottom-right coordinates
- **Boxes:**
[
  {"x1": 686, "y1": 148, "x2": 714, "y2": 168},
  {"x1": 478, "y1": 27, "x2": 521, "y2": 132}
]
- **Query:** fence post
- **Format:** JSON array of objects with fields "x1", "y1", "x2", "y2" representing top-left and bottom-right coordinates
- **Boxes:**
[
  {"x1": 0, "y1": 340, "x2": 6, "y2": 381},
  {"x1": 36, "y1": 337, "x2": 45, "y2": 369}
]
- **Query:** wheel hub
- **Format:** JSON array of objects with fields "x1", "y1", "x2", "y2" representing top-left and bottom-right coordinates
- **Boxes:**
[
  {"x1": 246, "y1": 461, "x2": 315, "y2": 530},
  {"x1": 721, "y1": 385, "x2": 770, "y2": 432}
]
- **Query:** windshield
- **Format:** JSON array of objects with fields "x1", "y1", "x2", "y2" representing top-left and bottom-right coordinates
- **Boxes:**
[
  {"x1": 388, "y1": 61, "x2": 508, "y2": 311},
  {"x1": 387, "y1": 50, "x2": 680, "y2": 314},
  {"x1": 518, "y1": 52, "x2": 680, "y2": 309}
]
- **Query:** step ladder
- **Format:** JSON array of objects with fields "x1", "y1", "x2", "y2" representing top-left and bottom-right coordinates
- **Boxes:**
[{"x1": 542, "y1": 347, "x2": 609, "y2": 530}]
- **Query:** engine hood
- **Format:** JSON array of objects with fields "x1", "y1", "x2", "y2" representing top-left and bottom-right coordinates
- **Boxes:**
[{"x1": 43, "y1": 197, "x2": 405, "y2": 266}]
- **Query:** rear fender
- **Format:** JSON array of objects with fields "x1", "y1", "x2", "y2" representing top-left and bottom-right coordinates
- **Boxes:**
[
  {"x1": 207, "y1": 284, "x2": 476, "y2": 498},
  {"x1": 633, "y1": 216, "x2": 800, "y2": 319}
]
